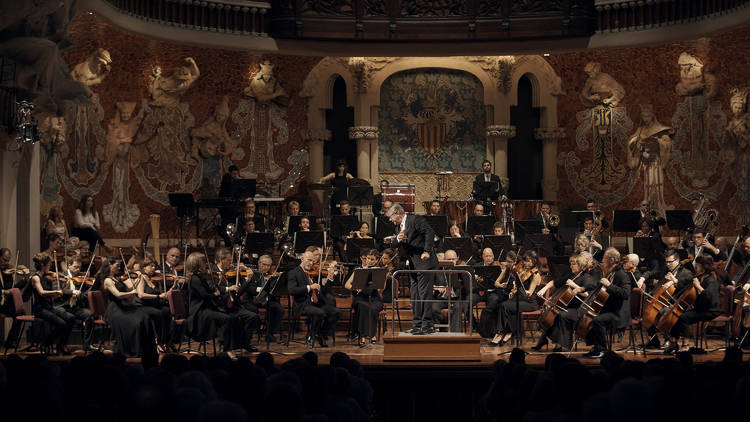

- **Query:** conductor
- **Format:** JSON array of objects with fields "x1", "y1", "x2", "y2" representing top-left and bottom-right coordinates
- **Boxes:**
[{"x1": 386, "y1": 204, "x2": 438, "y2": 334}]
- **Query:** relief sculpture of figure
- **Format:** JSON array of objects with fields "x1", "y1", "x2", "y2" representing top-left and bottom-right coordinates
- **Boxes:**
[
  {"x1": 627, "y1": 105, "x2": 674, "y2": 217},
  {"x1": 579, "y1": 62, "x2": 625, "y2": 109},
  {"x1": 102, "y1": 102, "x2": 143, "y2": 232},
  {"x1": 242, "y1": 59, "x2": 289, "y2": 180},
  {"x1": 191, "y1": 96, "x2": 237, "y2": 196},
  {"x1": 137, "y1": 57, "x2": 200, "y2": 188},
  {"x1": 69, "y1": 48, "x2": 112, "y2": 183},
  {"x1": 39, "y1": 114, "x2": 67, "y2": 211},
  {"x1": 148, "y1": 57, "x2": 200, "y2": 108},
  {"x1": 673, "y1": 52, "x2": 720, "y2": 187},
  {"x1": 724, "y1": 88, "x2": 750, "y2": 227},
  {"x1": 0, "y1": 0, "x2": 91, "y2": 113}
]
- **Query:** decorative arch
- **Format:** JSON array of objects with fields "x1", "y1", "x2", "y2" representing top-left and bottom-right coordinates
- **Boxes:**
[{"x1": 508, "y1": 55, "x2": 565, "y2": 127}]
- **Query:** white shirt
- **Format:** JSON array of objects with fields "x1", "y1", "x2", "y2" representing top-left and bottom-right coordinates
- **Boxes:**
[
  {"x1": 73, "y1": 209, "x2": 100, "y2": 230},
  {"x1": 484, "y1": 174, "x2": 490, "y2": 182}
]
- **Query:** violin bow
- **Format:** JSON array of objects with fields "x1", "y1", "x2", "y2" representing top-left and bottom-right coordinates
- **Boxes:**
[{"x1": 161, "y1": 253, "x2": 167, "y2": 292}]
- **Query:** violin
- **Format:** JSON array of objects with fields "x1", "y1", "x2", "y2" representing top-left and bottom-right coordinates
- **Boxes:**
[
  {"x1": 2, "y1": 265, "x2": 30, "y2": 277},
  {"x1": 225, "y1": 264, "x2": 252, "y2": 279},
  {"x1": 71, "y1": 275, "x2": 96, "y2": 286}
]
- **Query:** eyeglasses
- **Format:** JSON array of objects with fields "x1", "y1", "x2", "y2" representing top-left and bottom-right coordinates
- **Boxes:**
[{"x1": 665, "y1": 259, "x2": 677, "y2": 264}]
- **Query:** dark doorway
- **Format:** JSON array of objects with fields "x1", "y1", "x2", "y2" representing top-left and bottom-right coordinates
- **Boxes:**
[
  {"x1": 324, "y1": 76, "x2": 356, "y2": 176},
  {"x1": 508, "y1": 75, "x2": 542, "y2": 199}
]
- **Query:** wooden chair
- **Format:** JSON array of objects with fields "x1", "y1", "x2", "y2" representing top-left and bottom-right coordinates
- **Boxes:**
[
  {"x1": 87, "y1": 290, "x2": 110, "y2": 352},
  {"x1": 4, "y1": 288, "x2": 44, "y2": 355},
  {"x1": 697, "y1": 284, "x2": 734, "y2": 351}
]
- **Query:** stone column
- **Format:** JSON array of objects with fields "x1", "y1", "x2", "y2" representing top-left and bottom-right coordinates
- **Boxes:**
[
  {"x1": 348, "y1": 126, "x2": 379, "y2": 182},
  {"x1": 303, "y1": 128, "x2": 331, "y2": 203},
  {"x1": 486, "y1": 125, "x2": 516, "y2": 194},
  {"x1": 534, "y1": 127, "x2": 566, "y2": 202}
]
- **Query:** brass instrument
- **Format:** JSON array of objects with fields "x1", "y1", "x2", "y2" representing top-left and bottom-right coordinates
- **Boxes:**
[
  {"x1": 549, "y1": 214, "x2": 560, "y2": 227},
  {"x1": 692, "y1": 194, "x2": 720, "y2": 238}
]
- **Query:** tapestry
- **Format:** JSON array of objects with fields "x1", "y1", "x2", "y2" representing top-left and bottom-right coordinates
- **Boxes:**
[{"x1": 378, "y1": 68, "x2": 486, "y2": 172}]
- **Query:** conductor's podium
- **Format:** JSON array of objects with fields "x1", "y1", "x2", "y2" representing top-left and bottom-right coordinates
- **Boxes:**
[{"x1": 383, "y1": 332, "x2": 481, "y2": 361}]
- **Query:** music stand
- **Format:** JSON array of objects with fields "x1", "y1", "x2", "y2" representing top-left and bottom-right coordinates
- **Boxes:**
[
  {"x1": 285, "y1": 196, "x2": 313, "y2": 213},
  {"x1": 481, "y1": 235, "x2": 512, "y2": 260},
  {"x1": 633, "y1": 237, "x2": 664, "y2": 264},
  {"x1": 666, "y1": 210, "x2": 694, "y2": 242},
  {"x1": 466, "y1": 216, "x2": 495, "y2": 236},
  {"x1": 331, "y1": 215, "x2": 360, "y2": 239},
  {"x1": 546, "y1": 255, "x2": 571, "y2": 280},
  {"x1": 169, "y1": 193, "x2": 195, "y2": 247},
  {"x1": 473, "y1": 265, "x2": 503, "y2": 291},
  {"x1": 286, "y1": 216, "x2": 319, "y2": 235},
  {"x1": 243, "y1": 232, "x2": 274, "y2": 257},
  {"x1": 374, "y1": 216, "x2": 397, "y2": 241},
  {"x1": 230, "y1": 178, "x2": 256, "y2": 199},
  {"x1": 293, "y1": 231, "x2": 325, "y2": 254},
  {"x1": 347, "y1": 185, "x2": 373, "y2": 218},
  {"x1": 440, "y1": 237, "x2": 475, "y2": 262},
  {"x1": 612, "y1": 210, "x2": 641, "y2": 233},
  {"x1": 424, "y1": 215, "x2": 449, "y2": 238},
  {"x1": 514, "y1": 219, "x2": 542, "y2": 244},
  {"x1": 346, "y1": 238, "x2": 377, "y2": 262},
  {"x1": 473, "y1": 181, "x2": 501, "y2": 201},
  {"x1": 523, "y1": 234, "x2": 555, "y2": 257},
  {"x1": 351, "y1": 268, "x2": 389, "y2": 292}
]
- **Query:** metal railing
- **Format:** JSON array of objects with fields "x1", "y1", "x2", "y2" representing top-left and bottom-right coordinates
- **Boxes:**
[{"x1": 390, "y1": 269, "x2": 474, "y2": 336}]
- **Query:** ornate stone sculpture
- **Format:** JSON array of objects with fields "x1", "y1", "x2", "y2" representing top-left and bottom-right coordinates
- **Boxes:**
[
  {"x1": 148, "y1": 57, "x2": 200, "y2": 108},
  {"x1": 579, "y1": 62, "x2": 625, "y2": 108},
  {"x1": 39, "y1": 114, "x2": 67, "y2": 211},
  {"x1": 675, "y1": 52, "x2": 717, "y2": 99},
  {"x1": 627, "y1": 105, "x2": 674, "y2": 216},
  {"x1": 71, "y1": 48, "x2": 112, "y2": 87},
  {"x1": 0, "y1": 0, "x2": 91, "y2": 113},
  {"x1": 102, "y1": 102, "x2": 143, "y2": 232},
  {"x1": 191, "y1": 96, "x2": 237, "y2": 195},
  {"x1": 724, "y1": 88, "x2": 750, "y2": 227},
  {"x1": 239, "y1": 59, "x2": 289, "y2": 179},
  {"x1": 243, "y1": 59, "x2": 289, "y2": 105}
]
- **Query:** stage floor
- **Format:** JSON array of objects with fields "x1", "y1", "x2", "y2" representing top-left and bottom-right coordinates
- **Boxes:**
[{"x1": 5, "y1": 330, "x2": 744, "y2": 367}]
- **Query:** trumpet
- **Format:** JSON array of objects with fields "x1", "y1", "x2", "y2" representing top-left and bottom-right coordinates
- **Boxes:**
[{"x1": 549, "y1": 214, "x2": 560, "y2": 227}]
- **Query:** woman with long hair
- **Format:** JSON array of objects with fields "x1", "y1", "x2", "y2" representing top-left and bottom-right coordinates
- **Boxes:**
[
  {"x1": 72, "y1": 195, "x2": 104, "y2": 252},
  {"x1": 99, "y1": 256, "x2": 157, "y2": 358}
]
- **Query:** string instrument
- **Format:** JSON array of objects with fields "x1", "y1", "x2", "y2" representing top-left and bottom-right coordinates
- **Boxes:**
[
  {"x1": 575, "y1": 266, "x2": 617, "y2": 339},
  {"x1": 640, "y1": 267, "x2": 678, "y2": 330},
  {"x1": 655, "y1": 271, "x2": 709, "y2": 335},
  {"x1": 490, "y1": 251, "x2": 520, "y2": 291},
  {"x1": 2, "y1": 265, "x2": 30, "y2": 277},
  {"x1": 732, "y1": 285, "x2": 750, "y2": 338},
  {"x1": 2, "y1": 250, "x2": 22, "y2": 307},
  {"x1": 202, "y1": 244, "x2": 226, "y2": 308},
  {"x1": 510, "y1": 266, "x2": 538, "y2": 300},
  {"x1": 538, "y1": 271, "x2": 583, "y2": 332}
]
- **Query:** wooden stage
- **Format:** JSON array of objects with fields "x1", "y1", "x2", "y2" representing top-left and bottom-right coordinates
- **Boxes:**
[{"x1": 4, "y1": 330, "x2": 745, "y2": 368}]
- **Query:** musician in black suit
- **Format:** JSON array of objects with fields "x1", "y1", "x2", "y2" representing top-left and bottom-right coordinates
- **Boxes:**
[
  {"x1": 532, "y1": 201, "x2": 564, "y2": 255},
  {"x1": 682, "y1": 229, "x2": 727, "y2": 263},
  {"x1": 472, "y1": 160, "x2": 505, "y2": 201},
  {"x1": 582, "y1": 248, "x2": 632, "y2": 358},
  {"x1": 239, "y1": 199, "x2": 266, "y2": 232},
  {"x1": 238, "y1": 255, "x2": 284, "y2": 343},
  {"x1": 387, "y1": 203, "x2": 438, "y2": 335},
  {"x1": 287, "y1": 251, "x2": 340, "y2": 348}
]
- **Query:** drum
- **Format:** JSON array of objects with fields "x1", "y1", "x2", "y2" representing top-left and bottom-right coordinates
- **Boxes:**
[{"x1": 383, "y1": 184, "x2": 416, "y2": 213}]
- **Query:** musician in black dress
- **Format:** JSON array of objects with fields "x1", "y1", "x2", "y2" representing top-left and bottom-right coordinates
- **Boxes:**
[
  {"x1": 29, "y1": 253, "x2": 74, "y2": 355},
  {"x1": 582, "y1": 248, "x2": 631, "y2": 359},
  {"x1": 239, "y1": 254, "x2": 284, "y2": 343},
  {"x1": 479, "y1": 251, "x2": 513, "y2": 343},
  {"x1": 184, "y1": 252, "x2": 240, "y2": 358},
  {"x1": 533, "y1": 253, "x2": 597, "y2": 352},
  {"x1": 212, "y1": 248, "x2": 260, "y2": 353},
  {"x1": 387, "y1": 203, "x2": 437, "y2": 335},
  {"x1": 319, "y1": 159, "x2": 354, "y2": 213},
  {"x1": 345, "y1": 248, "x2": 384, "y2": 345},
  {"x1": 663, "y1": 255, "x2": 720, "y2": 354},
  {"x1": 99, "y1": 257, "x2": 157, "y2": 358},
  {"x1": 136, "y1": 256, "x2": 172, "y2": 351},
  {"x1": 287, "y1": 251, "x2": 340, "y2": 348},
  {"x1": 496, "y1": 250, "x2": 542, "y2": 345}
]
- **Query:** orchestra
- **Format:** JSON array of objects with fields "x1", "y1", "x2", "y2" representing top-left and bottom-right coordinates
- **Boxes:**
[{"x1": 2, "y1": 162, "x2": 748, "y2": 362}]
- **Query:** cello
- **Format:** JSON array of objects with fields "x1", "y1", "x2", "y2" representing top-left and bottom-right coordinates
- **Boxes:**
[
  {"x1": 575, "y1": 265, "x2": 617, "y2": 339},
  {"x1": 655, "y1": 272, "x2": 708, "y2": 335},
  {"x1": 640, "y1": 267, "x2": 679, "y2": 330},
  {"x1": 538, "y1": 271, "x2": 583, "y2": 332}
]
